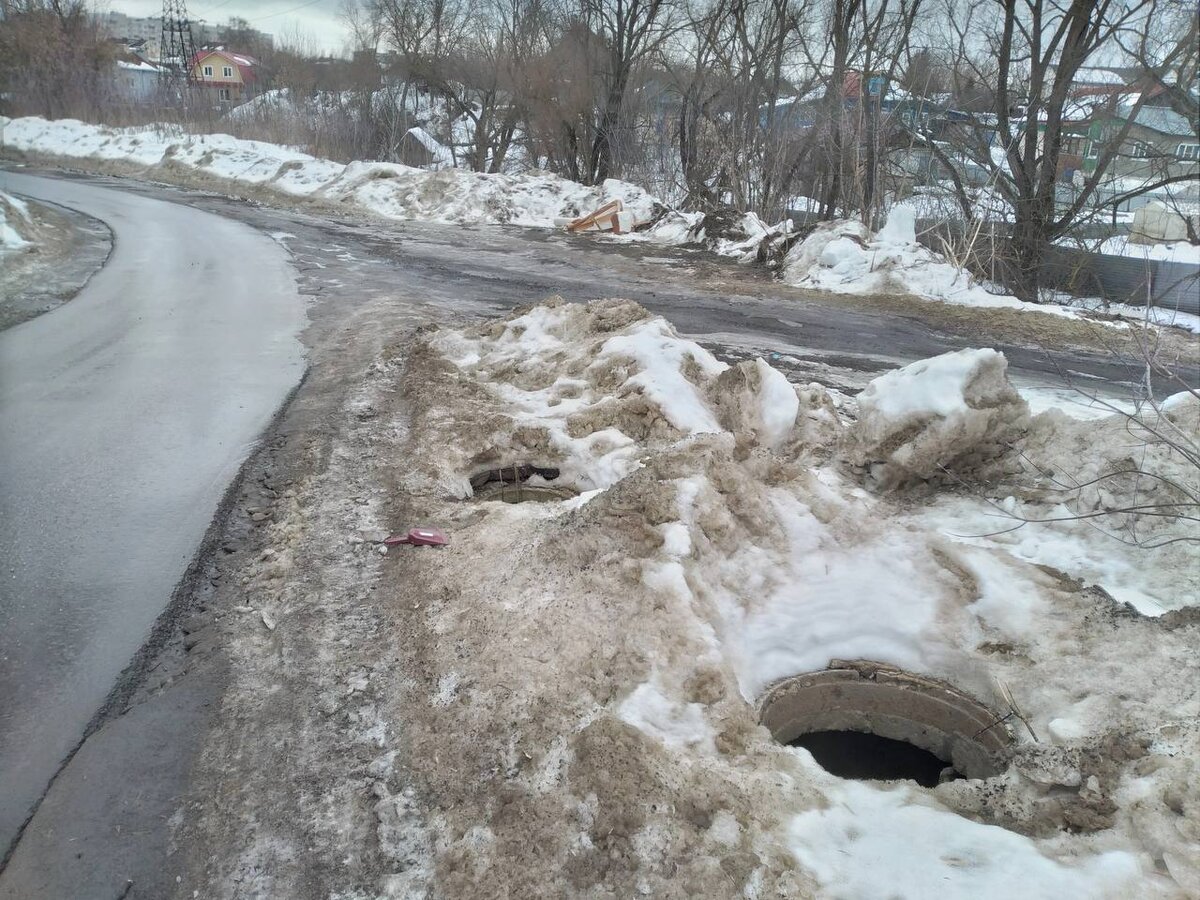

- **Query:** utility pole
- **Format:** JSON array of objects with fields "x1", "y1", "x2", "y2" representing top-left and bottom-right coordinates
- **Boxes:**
[{"x1": 160, "y1": 0, "x2": 198, "y2": 80}]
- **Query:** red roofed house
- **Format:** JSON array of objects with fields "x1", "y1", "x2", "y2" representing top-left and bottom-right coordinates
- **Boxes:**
[{"x1": 189, "y1": 49, "x2": 259, "y2": 103}]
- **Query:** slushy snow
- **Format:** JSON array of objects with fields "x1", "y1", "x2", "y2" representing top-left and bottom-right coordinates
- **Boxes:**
[{"x1": 0, "y1": 189, "x2": 34, "y2": 250}]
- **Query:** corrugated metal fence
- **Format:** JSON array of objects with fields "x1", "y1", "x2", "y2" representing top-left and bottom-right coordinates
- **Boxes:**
[{"x1": 1041, "y1": 247, "x2": 1200, "y2": 315}]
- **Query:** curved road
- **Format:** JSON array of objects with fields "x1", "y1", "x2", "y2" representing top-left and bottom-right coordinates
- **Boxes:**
[{"x1": 0, "y1": 172, "x2": 306, "y2": 858}]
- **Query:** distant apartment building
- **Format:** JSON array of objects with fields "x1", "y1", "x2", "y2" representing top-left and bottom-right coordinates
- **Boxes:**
[{"x1": 100, "y1": 10, "x2": 271, "y2": 62}]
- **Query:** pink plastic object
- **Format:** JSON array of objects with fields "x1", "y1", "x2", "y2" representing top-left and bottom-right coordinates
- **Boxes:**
[{"x1": 384, "y1": 526, "x2": 448, "y2": 547}]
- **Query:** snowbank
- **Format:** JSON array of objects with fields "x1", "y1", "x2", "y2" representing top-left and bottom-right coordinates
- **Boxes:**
[
  {"x1": 388, "y1": 298, "x2": 1197, "y2": 898},
  {"x1": 0, "y1": 189, "x2": 34, "y2": 251},
  {"x1": 4, "y1": 116, "x2": 1192, "y2": 332},
  {"x1": 783, "y1": 207, "x2": 1081, "y2": 317},
  {"x1": 782, "y1": 209, "x2": 1197, "y2": 332},
  {"x1": 0, "y1": 116, "x2": 663, "y2": 229},
  {"x1": 421, "y1": 297, "x2": 836, "y2": 497},
  {"x1": 850, "y1": 348, "x2": 1030, "y2": 489}
]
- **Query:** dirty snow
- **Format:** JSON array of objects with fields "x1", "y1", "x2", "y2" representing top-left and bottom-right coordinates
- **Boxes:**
[
  {"x1": 0, "y1": 189, "x2": 34, "y2": 250},
  {"x1": 617, "y1": 680, "x2": 717, "y2": 753},
  {"x1": 783, "y1": 208, "x2": 1089, "y2": 320},
  {"x1": 850, "y1": 348, "x2": 1029, "y2": 489},
  {"x1": 0, "y1": 116, "x2": 662, "y2": 229},
  {"x1": 362, "y1": 298, "x2": 1198, "y2": 898},
  {"x1": 920, "y1": 396, "x2": 1200, "y2": 616},
  {"x1": 426, "y1": 298, "x2": 732, "y2": 493}
]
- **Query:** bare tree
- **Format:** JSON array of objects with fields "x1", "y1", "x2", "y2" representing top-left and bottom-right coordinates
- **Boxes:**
[
  {"x1": 577, "y1": 0, "x2": 677, "y2": 183},
  {"x1": 924, "y1": 0, "x2": 1199, "y2": 301},
  {"x1": 789, "y1": 0, "x2": 922, "y2": 223},
  {"x1": 666, "y1": 0, "x2": 813, "y2": 217},
  {"x1": 0, "y1": 0, "x2": 117, "y2": 120},
  {"x1": 369, "y1": 0, "x2": 549, "y2": 172}
]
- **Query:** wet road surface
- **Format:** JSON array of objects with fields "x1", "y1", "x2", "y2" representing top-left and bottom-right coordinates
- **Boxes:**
[
  {"x1": 0, "y1": 171, "x2": 307, "y2": 859},
  {"x1": 120, "y1": 175, "x2": 1162, "y2": 395}
]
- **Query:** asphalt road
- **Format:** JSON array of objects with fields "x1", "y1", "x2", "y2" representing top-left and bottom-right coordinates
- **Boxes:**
[
  {"x1": 98, "y1": 173, "x2": 1166, "y2": 396},
  {"x1": 0, "y1": 171, "x2": 307, "y2": 860}
]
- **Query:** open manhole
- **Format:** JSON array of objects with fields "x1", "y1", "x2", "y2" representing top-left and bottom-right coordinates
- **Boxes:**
[
  {"x1": 758, "y1": 660, "x2": 1012, "y2": 786},
  {"x1": 469, "y1": 463, "x2": 577, "y2": 503}
]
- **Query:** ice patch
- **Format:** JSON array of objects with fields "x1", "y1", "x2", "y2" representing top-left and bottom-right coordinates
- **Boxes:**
[{"x1": 0, "y1": 189, "x2": 35, "y2": 251}]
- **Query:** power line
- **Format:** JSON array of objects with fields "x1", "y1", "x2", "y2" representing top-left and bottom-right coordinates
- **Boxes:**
[
  {"x1": 246, "y1": 0, "x2": 326, "y2": 23},
  {"x1": 193, "y1": 0, "x2": 239, "y2": 17}
]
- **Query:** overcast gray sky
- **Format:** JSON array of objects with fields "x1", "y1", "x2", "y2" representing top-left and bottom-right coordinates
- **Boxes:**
[{"x1": 107, "y1": 0, "x2": 354, "y2": 54}]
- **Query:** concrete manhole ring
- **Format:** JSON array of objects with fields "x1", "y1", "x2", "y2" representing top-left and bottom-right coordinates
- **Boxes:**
[{"x1": 758, "y1": 659, "x2": 1014, "y2": 782}]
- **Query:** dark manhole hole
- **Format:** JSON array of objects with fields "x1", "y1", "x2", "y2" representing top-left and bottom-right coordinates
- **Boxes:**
[
  {"x1": 759, "y1": 660, "x2": 1013, "y2": 785},
  {"x1": 790, "y1": 730, "x2": 958, "y2": 787},
  {"x1": 469, "y1": 463, "x2": 577, "y2": 503}
]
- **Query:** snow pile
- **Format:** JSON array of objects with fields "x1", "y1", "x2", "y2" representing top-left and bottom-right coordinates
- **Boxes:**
[
  {"x1": 423, "y1": 297, "x2": 724, "y2": 494},
  {"x1": 421, "y1": 297, "x2": 837, "y2": 496},
  {"x1": 849, "y1": 348, "x2": 1030, "y2": 489},
  {"x1": 711, "y1": 358, "x2": 809, "y2": 450},
  {"x1": 782, "y1": 208, "x2": 1195, "y2": 330},
  {"x1": 0, "y1": 189, "x2": 35, "y2": 251},
  {"x1": 0, "y1": 116, "x2": 663, "y2": 229},
  {"x1": 391, "y1": 298, "x2": 1196, "y2": 898},
  {"x1": 783, "y1": 207, "x2": 1077, "y2": 315},
  {"x1": 636, "y1": 208, "x2": 790, "y2": 259}
]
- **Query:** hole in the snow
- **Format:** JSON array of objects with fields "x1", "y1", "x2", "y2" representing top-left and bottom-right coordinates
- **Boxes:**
[
  {"x1": 759, "y1": 660, "x2": 1012, "y2": 783},
  {"x1": 789, "y1": 730, "x2": 959, "y2": 787},
  {"x1": 469, "y1": 463, "x2": 577, "y2": 503}
]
